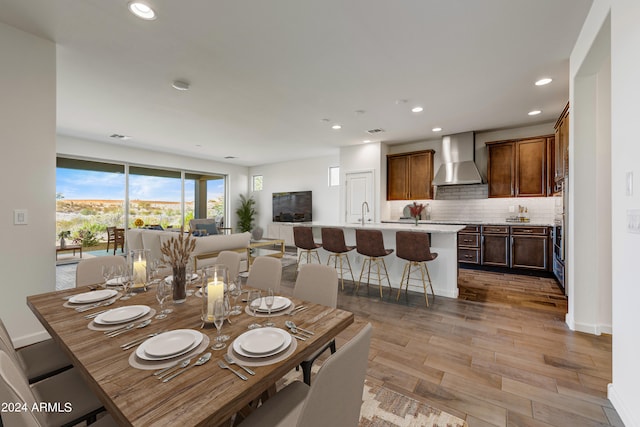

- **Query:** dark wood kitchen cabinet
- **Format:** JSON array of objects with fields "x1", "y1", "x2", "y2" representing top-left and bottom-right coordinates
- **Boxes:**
[
  {"x1": 387, "y1": 150, "x2": 434, "y2": 200},
  {"x1": 554, "y1": 102, "x2": 569, "y2": 185},
  {"x1": 486, "y1": 142, "x2": 515, "y2": 197},
  {"x1": 510, "y1": 226, "x2": 549, "y2": 270},
  {"x1": 458, "y1": 225, "x2": 481, "y2": 264},
  {"x1": 481, "y1": 225, "x2": 509, "y2": 267}
]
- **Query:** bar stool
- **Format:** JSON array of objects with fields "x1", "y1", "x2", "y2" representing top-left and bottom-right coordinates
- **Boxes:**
[
  {"x1": 395, "y1": 231, "x2": 437, "y2": 307},
  {"x1": 355, "y1": 229, "x2": 393, "y2": 298},
  {"x1": 321, "y1": 227, "x2": 356, "y2": 290},
  {"x1": 293, "y1": 226, "x2": 322, "y2": 269}
]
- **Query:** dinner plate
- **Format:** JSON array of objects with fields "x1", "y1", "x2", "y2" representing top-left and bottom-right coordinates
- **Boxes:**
[
  {"x1": 136, "y1": 330, "x2": 203, "y2": 361},
  {"x1": 233, "y1": 328, "x2": 291, "y2": 358},
  {"x1": 68, "y1": 289, "x2": 117, "y2": 304},
  {"x1": 105, "y1": 277, "x2": 125, "y2": 286},
  {"x1": 165, "y1": 273, "x2": 199, "y2": 283},
  {"x1": 94, "y1": 305, "x2": 150, "y2": 325},
  {"x1": 255, "y1": 296, "x2": 291, "y2": 313},
  {"x1": 143, "y1": 330, "x2": 197, "y2": 358}
]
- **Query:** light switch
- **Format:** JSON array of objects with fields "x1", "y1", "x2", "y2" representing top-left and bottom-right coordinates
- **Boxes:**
[
  {"x1": 628, "y1": 209, "x2": 640, "y2": 234},
  {"x1": 626, "y1": 172, "x2": 634, "y2": 196},
  {"x1": 14, "y1": 209, "x2": 28, "y2": 225}
]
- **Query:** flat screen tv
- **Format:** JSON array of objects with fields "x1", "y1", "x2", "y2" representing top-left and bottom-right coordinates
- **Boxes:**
[{"x1": 272, "y1": 191, "x2": 312, "y2": 222}]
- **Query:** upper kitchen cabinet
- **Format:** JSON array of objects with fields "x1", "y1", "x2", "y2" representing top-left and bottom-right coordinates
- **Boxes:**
[
  {"x1": 387, "y1": 150, "x2": 435, "y2": 200},
  {"x1": 487, "y1": 137, "x2": 549, "y2": 198},
  {"x1": 554, "y1": 102, "x2": 570, "y2": 186}
]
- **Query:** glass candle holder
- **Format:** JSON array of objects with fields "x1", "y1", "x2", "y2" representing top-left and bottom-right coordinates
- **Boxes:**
[
  {"x1": 202, "y1": 265, "x2": 228, "y2": 323},
  {"x1": 130, "y1": 249, "x2": 150, "y2": 290}
]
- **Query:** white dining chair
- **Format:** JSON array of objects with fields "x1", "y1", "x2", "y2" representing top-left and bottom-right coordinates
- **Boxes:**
[
  {"x1": 0, "y1": 350, "x2": 118, "y2": 426},
  {"x1": 215, "y1": 250, "x2": 242, "y2": 281},
  {"x1": 292, "y1": 264, "x2": 339, "y2": 384},
  {"x1": 0, "y1": 318, "x2": 71, "y2": 384},
  {"x1": 238, "y1": 323, "x2": 372, "y2": 427},
  {"x1": 246, "y1": 256, "x2": 282, "y2": 293},
  {"x1": 75, "y1": 255, "x2": 127, "y2": 288}
]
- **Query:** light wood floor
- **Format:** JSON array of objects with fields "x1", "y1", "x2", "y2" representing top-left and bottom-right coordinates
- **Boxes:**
[{"x1": 282, "y1": 265, "x2": 622, "y2": 427}]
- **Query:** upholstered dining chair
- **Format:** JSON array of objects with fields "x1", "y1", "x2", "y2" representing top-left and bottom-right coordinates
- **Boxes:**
[
  {"x1": 293, "y1": 264, "x2": 339, "y2": 384},
  {"x1": 0, "y1": 319, "x2": 71, "y2": 384},
  {"x1": 215, "y1": 250, "x2": 242, "y2": 282},
  {"x1": 293, "y1": 226, "x2": 322, "y2": 270},
  {"x1": 75, "y1": 255, "x2": 127, "y2": 288},
  {"x1": 354, "y1": 229, "x2": 393, "y2": 298},
  {"x1": 0, "y1": 351, "x2": 118, "y2": 427},
  {"x1": 395, "y1": 231, "x2": 438, "y2": 307},
  {"x1": 320, "y1": 227, "x2": 355, "y2": 291},
  {"x1": 238, "y1": 323, "x2": 372, "y2": 427},
  {"x1": 246, "y1": 256, "x2": 282, "y2": 293}
]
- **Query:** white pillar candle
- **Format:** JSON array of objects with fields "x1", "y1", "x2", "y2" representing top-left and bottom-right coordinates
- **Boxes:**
[
  {"x1": 133, "y1": 260, "x2": 146, "y2": 285},
  {"x1": 207, "y1": 280, "x2": 224, "y2": 321}
]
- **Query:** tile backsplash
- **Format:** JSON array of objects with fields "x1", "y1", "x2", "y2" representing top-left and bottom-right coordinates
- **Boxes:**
[{"x1": 388, "y1": 196, "x2": 558, "y2": 224}]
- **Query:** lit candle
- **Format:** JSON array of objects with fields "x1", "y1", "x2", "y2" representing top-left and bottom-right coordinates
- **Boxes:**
[
  {"x1": 133, "y1": 260, "x2": 146, "y2": 285},
  {"x1": 207, "y1": 280, "x2": 224, "y2": 321}
]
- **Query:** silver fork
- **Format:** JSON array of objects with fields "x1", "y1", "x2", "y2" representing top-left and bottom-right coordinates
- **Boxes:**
[
  {"x1": 217, "y1": 360, "x2": 248, "y2": 381},
  {"x1": 223, "y1": 354, "x2": 255, "y2": 376}
]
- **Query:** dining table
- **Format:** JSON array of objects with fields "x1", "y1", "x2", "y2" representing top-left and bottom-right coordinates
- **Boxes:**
[{"x1": 26, "y1": 283, "x2": 354, "y2": 426}]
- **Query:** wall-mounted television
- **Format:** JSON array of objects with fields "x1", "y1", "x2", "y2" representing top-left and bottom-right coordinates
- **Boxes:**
[{"x1": 272, "y1": 191, "x2": 312, "y2": 222}]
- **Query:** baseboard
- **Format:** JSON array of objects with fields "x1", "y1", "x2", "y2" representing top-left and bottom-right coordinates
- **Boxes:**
[
  {"x1": 12, "y1": 330, "x2": 52, "y2": 349},
  {"x1": 566, "y1": 316, "x2": 612, "y2": 336},
  {"x1": 608, "y1": 383, "x2": 639, "y2": 427}
]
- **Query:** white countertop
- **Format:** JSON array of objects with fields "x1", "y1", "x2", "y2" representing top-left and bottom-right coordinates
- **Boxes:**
[
  {"x1": 306, "y1": 221, "x2": 465, "y2": 234},
  {"x1": 382, "y1": 219, "x2": 555, "y2": 227}
]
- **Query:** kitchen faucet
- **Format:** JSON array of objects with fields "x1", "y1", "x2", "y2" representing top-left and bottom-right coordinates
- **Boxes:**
[{"x1": 361, "y1": 201, "x2": 369, "y2": 226}]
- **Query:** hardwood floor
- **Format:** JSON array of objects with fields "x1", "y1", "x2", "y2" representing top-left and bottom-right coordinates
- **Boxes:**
[{"x1": 282, "y1": 265, "x2": 622, "y2": 427}]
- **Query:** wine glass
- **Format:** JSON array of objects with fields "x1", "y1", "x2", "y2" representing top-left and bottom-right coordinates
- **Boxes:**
[
  {"x1": 101, "y1": 265, "x2": 112, "y2": 288},
  {"x1": 186, "y1": 264, "x2": 195, "y2": 296},
  {"x1": 263, "y1": 288, "x2": 275, "y2": 327},
  {"x1": 155, "y1": 280, "x2": 170, "y2": 319},
  {"x1": 119, "y1": 267, "x2": 133, "y2": 300},
  {"x1": 211, "y1": 299, "x2": 227, "y2": 350},
  {"x1": 229, "y1": 276, "x2": 242, "y2": 315},
  {"x1": 247, "y1": 290, "x2": 262, "y2": 330}
]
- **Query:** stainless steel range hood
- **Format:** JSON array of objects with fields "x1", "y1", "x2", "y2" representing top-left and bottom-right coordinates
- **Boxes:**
[{"x1": 432, "y1": 131, "x2": 483, "y2": 186}]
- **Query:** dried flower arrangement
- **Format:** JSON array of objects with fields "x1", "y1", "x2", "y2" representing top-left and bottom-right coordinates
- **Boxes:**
[
  {"x1": 408, "y1": 202, "x2": 425, "y2": 225},
  {"x1": 160, "y1": 229, "x2": 196, "y2": 302}
]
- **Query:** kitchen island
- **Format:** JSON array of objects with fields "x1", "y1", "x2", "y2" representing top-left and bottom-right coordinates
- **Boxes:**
[{"x1": 303, "y1": 222, "x2": 465, "y2": 298}]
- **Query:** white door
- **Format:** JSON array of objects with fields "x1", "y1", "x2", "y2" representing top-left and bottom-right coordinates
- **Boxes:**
[{"x1": 345, "y1": 171, "x2": 374, "y2": 223}]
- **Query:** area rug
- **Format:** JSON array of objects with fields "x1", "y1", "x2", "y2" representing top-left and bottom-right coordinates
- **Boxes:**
[{"x1": 279, "y1": 368, "x2": 467, "y2": 427}]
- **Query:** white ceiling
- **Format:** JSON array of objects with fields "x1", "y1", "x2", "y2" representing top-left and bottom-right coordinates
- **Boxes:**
[{"x1": 0, "y1": 0, "x2": 593, "y2": 167}]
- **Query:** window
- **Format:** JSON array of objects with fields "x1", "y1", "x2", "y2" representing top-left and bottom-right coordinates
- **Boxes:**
[
  {"x1": 253, "y1": 175, "x2": 263, "y2": 191},
  {"x1": 329, "y1": 166, "x2": 340, "y2": 186}
]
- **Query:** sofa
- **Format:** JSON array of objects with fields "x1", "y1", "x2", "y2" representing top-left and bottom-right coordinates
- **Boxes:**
[{"x1": 126, "y1": 228, "x2": 251, "y2": 272}]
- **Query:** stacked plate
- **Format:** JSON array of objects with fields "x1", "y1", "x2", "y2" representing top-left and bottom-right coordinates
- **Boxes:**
[
  {"x1": 68, "y1": 289, "x2": 118, "y2": 304},
  {"x1": 105, "y1": 277, "x2": 125, "y2": 287},
  {"x1": 93, "y1": 305, "x2": 150, "y2": 326},
  {"x1": 232, "y1": 328, "x2": 292, "y2": 358},
  {"x1": 165, "y1": 273, "x2": 199, "y2": 284},
  {"x1": 254, "y1": 296, "x2": 291, "y2": 314},
  {"x1": 136, "y1": 330, "x2": 203, "y2": 361}
]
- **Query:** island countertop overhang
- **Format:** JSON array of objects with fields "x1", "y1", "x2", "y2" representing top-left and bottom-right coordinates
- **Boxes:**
[{"x1": 303, "y1": 222, "x2": 465, "y2": 234}]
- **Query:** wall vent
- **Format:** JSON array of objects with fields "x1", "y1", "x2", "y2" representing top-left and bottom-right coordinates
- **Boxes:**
[
  {"x1": 109, "y1": 134, "x2": 131, "y2": 140},
  {"x1": 366, "y1": 128, "x2": 385, "y2": 135}
]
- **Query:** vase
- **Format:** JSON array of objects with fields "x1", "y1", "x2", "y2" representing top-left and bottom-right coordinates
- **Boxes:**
[
  {"x1": 414, "y1": 217, "x2": 419, "y2": 226},
  {"x1": 60, "y1": 237, "x2": 66, "y2": 249},
  {"x1": 172, "y1": 265, "x2": 187, "y2": 303}
]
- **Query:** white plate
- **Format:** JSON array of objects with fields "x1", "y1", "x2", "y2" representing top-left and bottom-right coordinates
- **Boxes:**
[
  {"x1": 105, "y1": 277, "x2": 125, "y2": 286},
  {"x1": 68, "y1": 289, "x2": 117, "y2": 304},
  {"x1": 165, "y1": 273, "x2": 199, "y2": 283},
  {"x1": 143, "y1": 330, "x2": 197, "y2": 358},
  {"x1": 255, "y1": 296, "x2": 291, "y2": 313},
  {"x1": 233, "y1": 328, "x2": 291, "y2": 357},
  {"x1": 94, "y1": 305, "x2": 150, "y2": 325},
  {"x1": 136, "y1": 330, "x2": 203, "y2": 361}
]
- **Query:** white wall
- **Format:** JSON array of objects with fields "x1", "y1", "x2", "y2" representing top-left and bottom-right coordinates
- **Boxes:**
[
  {"x1": 0, "y1": 23, "x2": 56, "y2": 346},
  {"x1": 249, "y1": 154, "x2": 340, "y2": 231},
  {"x1": 57, "y1": 135, "x2": 250, "y2": 230},
  {"x1": 340, "y1": 143, "x2": 386, "y2": 221},
  {"x1": 572, "y1": 1, "x2": 639, "y2": 425}
]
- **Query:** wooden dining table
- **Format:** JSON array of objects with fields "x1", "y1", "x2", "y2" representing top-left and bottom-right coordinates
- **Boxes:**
[{"x1": 27, "y1": 285, "x2": 354, "y2": 426}]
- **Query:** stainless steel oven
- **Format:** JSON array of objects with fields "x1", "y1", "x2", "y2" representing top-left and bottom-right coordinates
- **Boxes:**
[{"x1": 552, "y1": 179, "x2": 567, "y2": 292}]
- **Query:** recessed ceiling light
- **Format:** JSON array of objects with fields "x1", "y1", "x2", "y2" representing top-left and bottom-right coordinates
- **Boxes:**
[
  {"x1": 528, "y1": 110, "x2": 542, "y2": 116},
  {"x1": 332, "y1": 124, "x2": 342, "y2": 130},
  {"x1": 411, "y1": 106, "x2": 424, "y2": 113},
  {"x1": 363, "y1": 139, "x2": 372, "y2": 143},
  {"x1": 535, "y1": 78, "x2": 553, "y2": 86},
  {"x1": 171, "y1": 80, "x2": 190, "y2": 91},
  {"x1": 432, "y1": 127, "x2": 442, "y2": 132},
  {"x1": 128, "y1": 2, "x2": 156, "y2": 20}
]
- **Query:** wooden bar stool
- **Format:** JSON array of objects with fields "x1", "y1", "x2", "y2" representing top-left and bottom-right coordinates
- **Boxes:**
[
  {"x1": 395, "y1": 231, "x2": 437, "y2": 307},
  {"x1": 355, "y1": 229, "x2": 393, "y2": 298},
  {"x1": 321, "y1": 227, "x2": 355, "y2": 290},
  {"x1": 293, "y1": 226, "x2": 322, "y2": 269}
]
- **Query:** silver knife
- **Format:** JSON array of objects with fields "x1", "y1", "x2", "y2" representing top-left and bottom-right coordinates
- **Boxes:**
[{"x1": 163, "y1": 353, "x2": 211, "y2": 382}]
